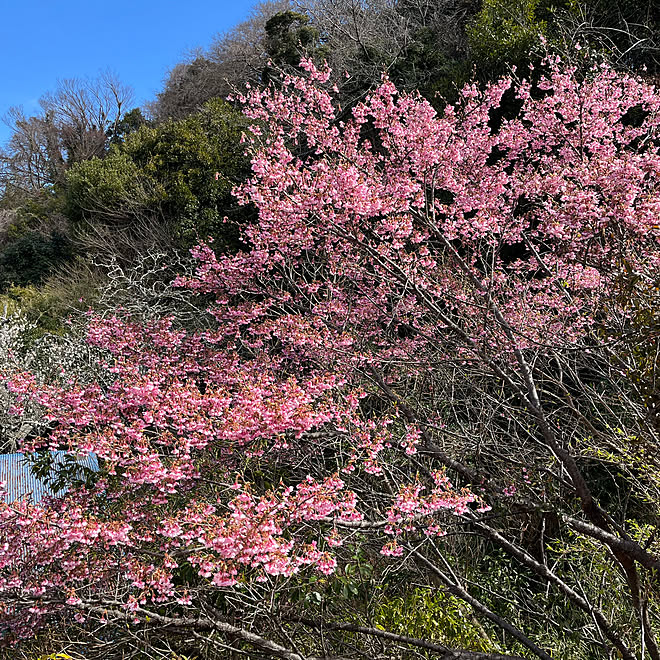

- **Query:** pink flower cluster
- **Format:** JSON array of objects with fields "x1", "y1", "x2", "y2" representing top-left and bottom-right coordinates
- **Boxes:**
[{"x1": 1, "y1": 53, "x2": 660, "y2": 641}]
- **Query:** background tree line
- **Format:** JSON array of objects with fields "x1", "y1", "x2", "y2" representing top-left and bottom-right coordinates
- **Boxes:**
[{"x1": 0, "y1": 0, "x2": 656, "y2": 320}]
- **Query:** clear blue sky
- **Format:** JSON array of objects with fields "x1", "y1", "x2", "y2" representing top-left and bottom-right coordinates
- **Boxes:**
[{"x1": 0, "y1": 0, "x2": 260, "y2": 145}]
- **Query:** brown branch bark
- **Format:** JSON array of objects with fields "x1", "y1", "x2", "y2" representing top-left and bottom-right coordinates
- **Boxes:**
[
  {"x1": 408, "y1": 549, "x2": 553, "y2": 660},
  {"x1": 289, "y1": 615, "x2": 525, "y2": 659}
]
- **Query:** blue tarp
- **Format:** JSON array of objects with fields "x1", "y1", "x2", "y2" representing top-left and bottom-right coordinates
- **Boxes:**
[{"x1": 0, "y1": 451, "x2": 99, "y2": 504}]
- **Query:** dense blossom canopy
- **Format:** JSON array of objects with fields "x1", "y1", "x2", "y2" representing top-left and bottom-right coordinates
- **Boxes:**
[{"x1": 1, "y1": 54, "x2": 660, "y2": 657}]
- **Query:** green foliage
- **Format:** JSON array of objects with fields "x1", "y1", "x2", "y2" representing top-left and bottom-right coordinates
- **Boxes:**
[
  {"x1": 468, "y1": 0, "x2": 550, "y2": 72},
  {"x1": 0, "y1": 260, "x2": 101, "y2": 337},
  {"x1": 66, "y1": 150, "x2": 158, "y2": 225},
  {"x1": 463, "y1": 540, "x2": 637, "y2": 659},
  {"x1": 0, "y1": 188, "x2": 70, "y2": 251},
  {"x1": 388, "y1": 27, "x2": 474, "y2": 104},
  {"x1": 374, "y1": 587, "x2": 494, "y2": 653},
  {"x1": 467, "y1": 0, "x2": 658, "y2": 79},
  {"x1": 264, "y1": 11, "x2": 327, "y2": 71},
  {"x1": 107, "y1": 107, "x2": 152, "y2": 145},
  {"x1": 124, "y1": 98, "x2": 248, "y2": 245},
  {"x1": 27, "y1": 450, "x2": 100, "y2": 494},
  {"x1": 0, "y1": 287, "x2": 67, "y2": 338},
  {"x1": 0, "y1": 180, "x2": 77, "y2": 305},
  {"x1": 287, "y1": 543, "x2": 496, "y2": 656},
  {"x1": 0, "y1": 231, "x2": 74, "y2": 292},
  {"x1": 66, "y1": 98, "x2": 249, "y2": 250}
]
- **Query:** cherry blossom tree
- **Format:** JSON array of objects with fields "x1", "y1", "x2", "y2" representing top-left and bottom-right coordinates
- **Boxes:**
[{"x1": 2, "y1": 54, "x2": 660, "y2": 659}]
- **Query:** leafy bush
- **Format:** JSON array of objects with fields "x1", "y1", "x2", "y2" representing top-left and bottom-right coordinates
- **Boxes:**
[
  {"x1": 0, "y1": 231, "x2": 74, "y2": 292},
  {"x1": 375, "y1": 587, "x2": 494, "y2": 653},
  {"x1": 67, "y1": 98, "x2": 250, "y2": 253},
  {"x1": 468, "y1": 0, "x2": 548, "y2": 70}
]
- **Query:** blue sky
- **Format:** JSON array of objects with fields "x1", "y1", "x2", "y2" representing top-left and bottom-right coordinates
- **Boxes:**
[{"x1": 0, "y1": 0, "x2": 260, "y2": 145}]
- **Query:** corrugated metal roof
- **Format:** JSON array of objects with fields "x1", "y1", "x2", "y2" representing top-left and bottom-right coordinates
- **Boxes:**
[{"x1": 0, "y1": 451, "x2": 99, "y2": 504}]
